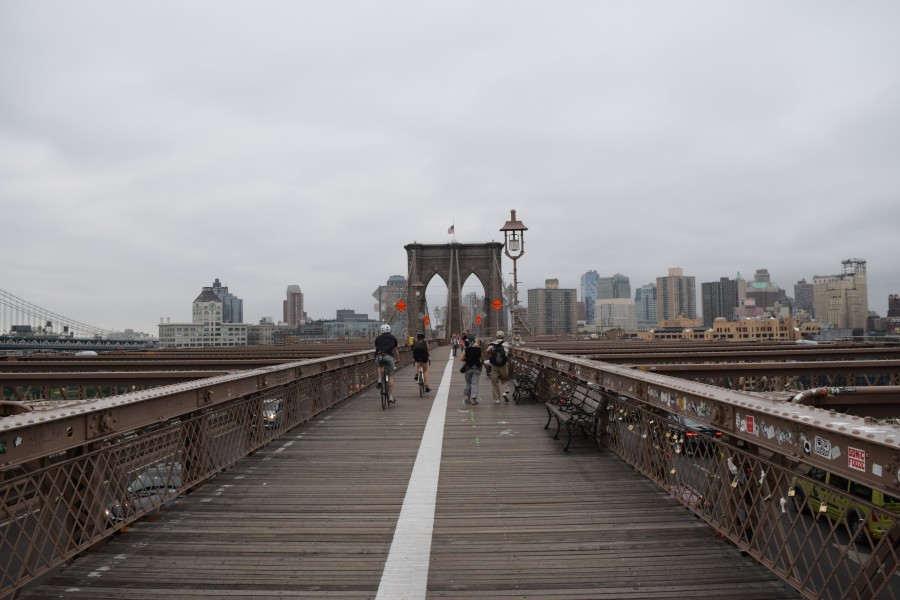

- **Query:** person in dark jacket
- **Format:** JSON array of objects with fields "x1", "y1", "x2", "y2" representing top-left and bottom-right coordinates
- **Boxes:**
[
  {"x1": 460, "y1": 338, "x2": 482, "y2": 404},
  {"x1": 374, "y1": 324, "x2": 400, "y2": 404},
  {"x1": 411, "y1": 332, "x2": 431, "y2": 393}
]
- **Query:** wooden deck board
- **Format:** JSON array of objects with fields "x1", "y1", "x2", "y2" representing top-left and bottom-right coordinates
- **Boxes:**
[{"x1": 21, "y1": 346, "x2": 799, "y2": 599}]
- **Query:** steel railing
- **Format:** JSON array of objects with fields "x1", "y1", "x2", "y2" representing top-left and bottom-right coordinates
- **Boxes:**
[
  {"x1": 513, "y1": 349, "x2": 900, "y2": 600},
  {"x1": 3, "y1": 345, "x2": 898, "y2": 599},
  {"x1": 0, "y1": 349, "x2": 399, "y2": 598}
]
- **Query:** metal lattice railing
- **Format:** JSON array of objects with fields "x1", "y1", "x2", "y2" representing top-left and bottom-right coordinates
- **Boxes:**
[
  {"x1": 512, "y1": 354, "x2": 900, "y2": 600},
  {"x1": 603, "y1": 395, "x2": 899, "y2": 599},
  {"x1": 4, "y1": 347, "x2": 899, "y2": 599},
  {"x1": 0, "y1": 353, "x2": 382, "y2": 598}
]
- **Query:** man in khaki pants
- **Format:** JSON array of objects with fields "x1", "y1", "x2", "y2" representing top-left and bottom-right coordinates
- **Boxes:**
[{"x1": 485, "y1": 331, "x2": 511, "y2": 403}]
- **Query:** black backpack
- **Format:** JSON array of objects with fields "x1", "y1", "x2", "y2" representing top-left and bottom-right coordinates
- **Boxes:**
[{"x1": 490, "y1": 342, "x2": 508, "y2": 367}]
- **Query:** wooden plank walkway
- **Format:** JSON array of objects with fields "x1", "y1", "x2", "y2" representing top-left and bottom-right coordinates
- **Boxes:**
[{"x1": 21, "y1": 346, "x2": 799, "y2": 599}]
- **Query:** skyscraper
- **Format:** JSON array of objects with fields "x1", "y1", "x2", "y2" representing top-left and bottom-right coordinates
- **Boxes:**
[
  {"x1": 701, "y1": 275, "x2": 745, "y2": 328},
  {"x1": 813, "y1": 259, "x2": 868, "y2": 331},
  {"x1": 889, "y1": 294, "x2": 900, "y2": 318},
  {"x1": 284, "y1": 285, "x2": 305, "y2": 326},
  {"x1": 527, "y1": 279, "x2": 577, "y2": 335},
  {"x1": 635, "y1": 283, "x2": 658, "y2": 329},
  {"x1": 597, "y1": 273, "x2": 631, "y2": 301},
  {"x1": 209, "y1": 278, "x2": 243, "y2": 323},
  {"x1": 794, "y1": 279, "x2": 815, "y2": 316},
  {"x1": 580, "y1": 270, "x2": 600, "y2": 324},
  {"x1": 656, "y1": 268, "x2": 697, "y2": 323}
]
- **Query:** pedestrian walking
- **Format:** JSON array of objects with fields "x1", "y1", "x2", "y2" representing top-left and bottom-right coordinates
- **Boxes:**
[
  {"x1": 485, "y1": 330, "x2": 511, "y2": 403},
  {"x1": 460, "y1": 337, "x2": 482, "y2": 404}
]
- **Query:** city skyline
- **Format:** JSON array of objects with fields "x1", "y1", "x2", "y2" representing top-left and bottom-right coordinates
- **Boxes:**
[
  {"x1": 2, "y1": 255, "x2": 891, "y2": 338},
  {"x1": 3, "y1": 2, "x2": 898, "y2": 334}
]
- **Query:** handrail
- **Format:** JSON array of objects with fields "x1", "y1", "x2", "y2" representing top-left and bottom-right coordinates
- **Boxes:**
[
  {"x1": 0, "y1": 350, "x2": 384, "y2": 470},
  {"x1": 0, "y1": 347, "x2": 395, "y2": 597},
  {"x1": 515, "y1": 347, "x2": 900, "y2": 494},
  {"x1": 512, "y1": 349, "x2": 900, "y2": 599}
]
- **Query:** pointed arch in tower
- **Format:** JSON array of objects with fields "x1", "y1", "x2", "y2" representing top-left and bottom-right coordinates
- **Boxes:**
[{"x1": 405, "y1": 242, "x2": 506, "y2": 340}]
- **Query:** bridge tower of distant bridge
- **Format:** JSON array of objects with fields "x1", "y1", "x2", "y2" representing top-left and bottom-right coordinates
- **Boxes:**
[{"x1": 404, "y1": 242, "x2": 506, "y2": 340}]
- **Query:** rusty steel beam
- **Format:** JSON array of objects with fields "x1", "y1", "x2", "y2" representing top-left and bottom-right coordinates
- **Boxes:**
[
  {"x1": 530, "y1": 341, "x2": 900, "y2": 363},
  {"x1": 630, "y1": 360, "x2": 900, "y2": 392},
  {"x1": 0, "y1": 341, "x2": 382, "y2": 372},
  {"x1": 9, "y1": 370, "x2": 228, "y2": 383},
  {"x1": 518, "y1": 348, "x2": 900, "y2": 494},
  {"x1": 588, "y1": 347, "x2": 900, "y2": 363},
  {"x1": 0, "y1": 351, "x2": 378, "y2": 469},
  {"x1": 631, "y1": 359, "x2": 900, "y2": 377},
  {"x1": 0, "y1": 359, "x2": 296, "y2": 373},
  {"x1": 0, "y1": 340, "x2": 378, "y2": 362},
  {"x1": 0, "y1": 371, "x2": 227, "y2": 386},
  {"x1": 0, "y1": 371, "x2": 230, "y2": 403}
]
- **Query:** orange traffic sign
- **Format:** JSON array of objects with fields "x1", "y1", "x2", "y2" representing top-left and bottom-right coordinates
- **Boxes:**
[
  {"x1": 395, "y1": 300, "x2": 407, "y2": 312},
  {"x1": 491, "y1": 299, "x2": 503, "y2": 311},
  {"x1": 423, "y1": 315, "x2": 431, "y2": 326},
  {"x1": 475, "y1": 315, "x2": 482, "y2": 325}
]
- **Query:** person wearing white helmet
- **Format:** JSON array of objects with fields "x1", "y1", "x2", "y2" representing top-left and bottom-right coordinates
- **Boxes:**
[{"x1": 374, "y1": 324, "x2": 400, "y2": 404}]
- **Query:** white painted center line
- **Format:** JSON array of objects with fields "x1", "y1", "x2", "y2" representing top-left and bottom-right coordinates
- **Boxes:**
[{"x1": 375, "y1": 356, "x2": 453, "y2": 599}]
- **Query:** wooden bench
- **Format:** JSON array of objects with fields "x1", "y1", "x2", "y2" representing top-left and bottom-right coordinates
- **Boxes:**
[
  {"x1": 544, "y1": 383, "x2": 603, "y2": 452},
  {"x1": 511, "y1": 364, "x2": 540, "y2": 404}
]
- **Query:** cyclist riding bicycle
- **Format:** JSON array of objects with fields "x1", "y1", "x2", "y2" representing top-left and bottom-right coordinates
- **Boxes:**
[
  {"x1": 374, "y1": 324, "x2": 399, "y2": 404},
  {"x1": 411, "y1": 332, "x2": 431, "y2": 393}
]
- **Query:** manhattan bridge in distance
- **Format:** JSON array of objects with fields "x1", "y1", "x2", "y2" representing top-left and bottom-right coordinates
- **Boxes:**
[{"x1": 0, "y1": 288, "x2": 153, "y2": 352}]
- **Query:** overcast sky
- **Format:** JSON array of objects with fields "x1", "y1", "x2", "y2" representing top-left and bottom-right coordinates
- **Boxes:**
[{"x1": 2, "y1": 1, "x2": 898, "y2": 335}]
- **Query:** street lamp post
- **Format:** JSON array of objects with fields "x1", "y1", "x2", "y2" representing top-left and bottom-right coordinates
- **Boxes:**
[{"x1": 500, "y1": 209, "x2": 527, "y2": 344}]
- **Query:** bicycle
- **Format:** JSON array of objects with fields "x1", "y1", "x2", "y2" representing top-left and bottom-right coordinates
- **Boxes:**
[
  {"x1": 417, "y1": 363, "x2": 426, "y2": 397},
  {"x1": 380, "y1": 366, "x2": 390, "y2": 409},
  {"x1": 376, "y1": 353, "x2": 392, "y2": 409}
]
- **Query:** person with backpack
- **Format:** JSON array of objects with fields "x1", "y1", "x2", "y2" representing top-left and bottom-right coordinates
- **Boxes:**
[
  {"x1": 460, "y1": 337, "x2": 483, "y2": 405},
  {"x1": 485, "y1": 330, "x2": 511, "y2": 404}
]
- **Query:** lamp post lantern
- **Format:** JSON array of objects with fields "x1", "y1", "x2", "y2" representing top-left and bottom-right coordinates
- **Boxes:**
[{"x1": 500, "y1": 209, "x2": 527, "y2": 343}]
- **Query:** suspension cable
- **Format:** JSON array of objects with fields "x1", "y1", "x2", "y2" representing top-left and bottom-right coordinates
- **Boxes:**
[{"x1": 0, "y1": 288, "x2": 117, "y2": 337}]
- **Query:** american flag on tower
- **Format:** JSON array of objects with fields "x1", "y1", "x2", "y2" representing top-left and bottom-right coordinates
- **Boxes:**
[{"x1": 447, "y1": 225, "x2": 454, "y2": 234}]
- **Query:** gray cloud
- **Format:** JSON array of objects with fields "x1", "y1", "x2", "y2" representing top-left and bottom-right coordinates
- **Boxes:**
[{"x1": 1, "y1": 1, "x2": 898, "y2": 334}]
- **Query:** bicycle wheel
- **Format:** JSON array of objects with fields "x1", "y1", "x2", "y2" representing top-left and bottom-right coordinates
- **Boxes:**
[
  {"x1": 418, "y1": 367, "x2": 425, "y2": 397},
  {"x1": 380, "y1": 372, "x2": 388, "y2": 410}
]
